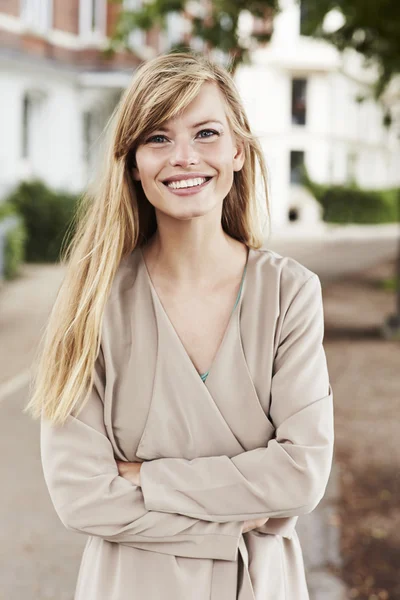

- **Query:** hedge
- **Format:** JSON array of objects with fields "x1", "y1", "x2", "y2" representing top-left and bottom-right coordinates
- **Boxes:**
[
  {"x1": 3, "y1": 180, "x2": 79, "y2": 263},
  {"x1": 302, "y1": 168, "x2": 399, "y2": 224},
  {"x1": 4, "y1": 219, "x2": 27, "y2": 279}
]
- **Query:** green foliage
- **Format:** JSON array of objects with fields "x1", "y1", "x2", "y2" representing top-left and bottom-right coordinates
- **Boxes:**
[
  {"x1": 317, "y1": 186, "x2": 398, "y2": 224},
  {"x1": 302, "y1": 168, "x2": 399, "y2": 224},
  {"x1": 0, "y1": 201, "x2": 17, "y2": 220},
  {"x1": 299, "y1": 0, "x2": 400, "y2": 98},
  {"x1": 4, "y1": 220, "x2": 27, "y2": 280},
  {"x1": 379, "y1": 276, "x2": 398, "y2": 292},
  {"x1": 107, "y1": 0, "x2": 280, "y2": 72},
  {"x1": 4, "y1": 180, "x2": 79, "y2": 263},
  {"x1": 301, "y1": 167, "x2": 330, "y2": 203}
]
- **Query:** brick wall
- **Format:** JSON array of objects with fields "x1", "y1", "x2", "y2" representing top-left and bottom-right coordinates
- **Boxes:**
[
  {"x1": 1, "y1": 0, "x2": 19, "y2": 17},
  {"x1": 53, "y1": 0, "x2": 79, "y2": 34},
  {"x1": 0, "y1": 0, "x2": 155, "y2": 71},
  {"x1": 106, "y1": 1, "x2": 121, "y2": 38}
]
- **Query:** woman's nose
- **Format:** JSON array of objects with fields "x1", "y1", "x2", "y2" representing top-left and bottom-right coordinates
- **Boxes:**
[{"x1": 169, "y1": 140, "x2": 200, "y2": 167}]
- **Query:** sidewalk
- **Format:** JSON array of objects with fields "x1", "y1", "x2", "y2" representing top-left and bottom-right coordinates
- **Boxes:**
[
  {"x1": 268, "y1": 222, "x2": 399, "y2": 283},
  {"x1": 321, "y1": 257, "x2": 400, "y2": 599},
  {"x1": 0, "y1": 263, "x2": 65, "y2": 390}
]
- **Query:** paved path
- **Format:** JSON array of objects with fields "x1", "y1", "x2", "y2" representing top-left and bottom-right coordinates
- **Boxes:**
[
  {"x1": 0, "y1": 264, "x2": 66, "y2": 387},
  {"x1": 0, "y1": 385, "x2": 82, "y2": 600},
  {"x1": 0, "y1": 225, "x2": 398, "y2": 599},
  {"x1": 269, "y1": 222, "x2": 399, "y2": 283}
]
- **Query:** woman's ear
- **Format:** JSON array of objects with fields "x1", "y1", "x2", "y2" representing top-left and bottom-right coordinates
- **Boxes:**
[
  {"x1": 130, "y1": 155, "x2": 141, "y2": 181},
  {"x1": 132, "y1": 165, "x2": 141, "y2": 181},
  {"x1": 233, "y1": 139, "x2": 245, "y2": 172}
]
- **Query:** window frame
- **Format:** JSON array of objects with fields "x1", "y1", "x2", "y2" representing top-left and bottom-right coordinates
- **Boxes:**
[
  {"x1": 79, "y1": 0, "x2": 106, "y2": 40},
  {"x1": 291, "y1": 77, "x2": 308, "y2": 127},
  {"x1": 290, "y1": 150, "x2": 305, "y2": 185},
  {"x1": 20, "y1": 0, "x2": 53, "y2": 33}
]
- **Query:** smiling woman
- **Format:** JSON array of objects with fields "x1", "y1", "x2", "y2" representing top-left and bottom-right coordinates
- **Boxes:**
[
  {"x1": 131, "y1": 81, "x2": 246, "y2": 218},
  {"x1": 25, "y1": 51, "x2": 334, "y2": 600}
]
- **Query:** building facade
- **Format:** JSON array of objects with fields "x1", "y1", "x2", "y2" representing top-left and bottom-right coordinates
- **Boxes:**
[
  {"x1": 1, "y1": 0, "x2": 399, "y2": 229},
  {"x1": 236, "y1": 0, "x2": 400, "y2": 228},
  {"x1": 0, "y1": 0, "x2": 162, "y2": 198}
]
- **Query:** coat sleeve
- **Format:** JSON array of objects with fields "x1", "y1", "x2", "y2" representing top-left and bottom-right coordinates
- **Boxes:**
[
  {"x1": 40, "y1": 349, "x2": 244, "y2": 561},
  {"x1": 139, "y1": 274, "x2": 335, "y2": 522}
]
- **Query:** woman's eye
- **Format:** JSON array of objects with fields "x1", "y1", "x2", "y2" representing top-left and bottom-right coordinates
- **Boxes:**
[
  {"x1": 197, "y1": 129, "x2": 219, "y2": 139},
  {"x1": 146, "y1": 134, "x2": 167, "y2": 144},
  {"x1": 145, "y1": 129, "x2": 219, "y2": 144}
]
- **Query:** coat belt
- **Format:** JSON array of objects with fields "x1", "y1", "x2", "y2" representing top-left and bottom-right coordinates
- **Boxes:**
[{"x1": 211, "y1": 536, "x2": 256, "y2": 600}]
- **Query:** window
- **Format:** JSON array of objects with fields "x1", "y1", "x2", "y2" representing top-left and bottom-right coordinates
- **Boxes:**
[
  {"x1": 21, "y1": 0, "x2": 52, "y2": 33},
  {"x1": 21, "y1": 94, "x2": 31, "y2": 159},
  {"x1": 290, "y1": 151, "x2": 305, "y2": 184},
  {"x1": 80, "y1": 0, "x2": 106, "y2": 37},
  {"x1": 346, "y1": 150, "x2": 357, "y2": 185},
  {"x1": 291, "y1": 78, "x2": 307, "y2": 126},
  {"x1": 91, "y1": 0, "x2": 97, "y2": 30},
  {"x1": 82, "y1": 108, "x2": 105, "y2": 171},
  {"x1": 299, "y1": 0, "x2": 309, "y2": 36},
  {"x1": 83, "y1": 110, "x2": 101, "y2": 166},
  {"x1": 21, "y1": 90, "x2": 46, "y2": 168}
]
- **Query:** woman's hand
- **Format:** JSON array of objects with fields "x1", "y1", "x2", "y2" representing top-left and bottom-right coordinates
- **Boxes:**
[
  {"x1": 116, "y1": 463, "x2": 266, "y2": 532},
  {"x1": 116, "y1": 460, "x2": 142, "y2": 486},
  {"x1": 241, "y1": 517, "x2": 269, "y2": 534}
]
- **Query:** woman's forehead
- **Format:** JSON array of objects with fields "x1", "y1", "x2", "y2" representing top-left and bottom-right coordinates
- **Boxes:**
[
  {"x1": 152, "y1": 117, "x2": 226, "y2": 132},
  {"x1": 161, "y1": 83, "x2": 228, "y2": 124}
]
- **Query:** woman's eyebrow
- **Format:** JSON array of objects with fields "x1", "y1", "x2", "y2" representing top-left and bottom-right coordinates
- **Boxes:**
[
  {"x1": 192, "y1": 119, "x2": 224, "y2": 128},
  {"x1": 155, "y1": 119, "x2": 224, "y2": 132}
]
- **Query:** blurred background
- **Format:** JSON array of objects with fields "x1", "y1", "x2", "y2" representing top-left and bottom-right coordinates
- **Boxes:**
[{"x1": 0, "y1": 1, "x2": 399, "y2": 598}]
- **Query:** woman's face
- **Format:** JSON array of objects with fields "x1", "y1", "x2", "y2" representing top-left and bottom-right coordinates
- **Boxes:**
[{"x1": 132, "y1": 82, "x2": 244, "y2": 221}]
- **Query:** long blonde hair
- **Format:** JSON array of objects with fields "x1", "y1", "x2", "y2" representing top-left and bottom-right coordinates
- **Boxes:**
[{"x1": 24, "y1": 51, "x2": 270, "y2": 426}]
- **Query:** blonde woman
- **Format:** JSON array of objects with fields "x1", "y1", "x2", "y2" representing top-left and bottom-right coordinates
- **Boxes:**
[{"x1": 26, "y1": 51, "x2": 334, "y2": 600}]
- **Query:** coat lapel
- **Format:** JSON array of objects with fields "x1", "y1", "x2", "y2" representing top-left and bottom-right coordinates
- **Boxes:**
[
  {"x1": 135, "y1": 247, "x2": 275, "y2": 462},
  {"x1": 135, "y1": 262, "x2": 244, "y2": 460},
  {"x1": 139, "y1": 245, "x2": 248, "y2": 381}
]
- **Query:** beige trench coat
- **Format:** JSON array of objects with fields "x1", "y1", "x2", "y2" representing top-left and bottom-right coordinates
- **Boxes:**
[{"x1": 40, "y1": 243, "x2": 334, "y2": 600}]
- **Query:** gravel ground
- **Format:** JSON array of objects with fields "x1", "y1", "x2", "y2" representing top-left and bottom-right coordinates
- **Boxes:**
[{"x1": 322, "y1": 258, "x2": 400, "y2": 600}]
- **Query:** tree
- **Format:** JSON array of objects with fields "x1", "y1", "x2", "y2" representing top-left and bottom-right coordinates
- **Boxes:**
[
  {"x1": 107, "y1": 0, "x2": 280, "y2": 73},
  {"x1": 300, "y1": 0, "x2": 400, "y2": 338},
  {"x1": 299, "y1": 0, "x2": 400, "y2": 98}
]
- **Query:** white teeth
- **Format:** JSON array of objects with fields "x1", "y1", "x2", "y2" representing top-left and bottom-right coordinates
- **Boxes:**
[{"x1": 166, "y1": 177, "x2": 208, "y2": 189}]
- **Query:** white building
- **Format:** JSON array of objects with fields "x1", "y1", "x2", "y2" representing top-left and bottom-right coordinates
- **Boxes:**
[
  {"x1": 236, "y1": 0, "x2": 400, "y2": 228},
  {"x1": 0, "y1": 0, "x2": 159, "y2": 199},
  {"x1": 1, "y1": 0, "x2": 399, "y2": 230}
]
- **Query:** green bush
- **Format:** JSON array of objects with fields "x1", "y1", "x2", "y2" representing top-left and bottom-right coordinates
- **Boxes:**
[
  {"x1": 301, "y1": 168, "x2": 330, "y2": 204},
  {"x1": 302, "y1": 168, "x2": 399, "y2": 224},
  {"x1": 0, "y1": 201, "x2": 16, "y2": 220},
  {"x1": 4, "y1": 180, "x2": 79, "y2": 262},
  {"x1": 318, "y1": 186, "x2": 398, "y2": 224},
  {"x1": 4, "y1": 219, "x2": 27, "y2": 280}
]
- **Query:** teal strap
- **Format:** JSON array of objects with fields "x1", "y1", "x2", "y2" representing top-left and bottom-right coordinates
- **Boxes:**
[
  {"x1": 200, "y1": 370, "x2": 210, "y2": 382},
  {"x1": 232, "y1": 261, "x2": 247, "y2": 312}
]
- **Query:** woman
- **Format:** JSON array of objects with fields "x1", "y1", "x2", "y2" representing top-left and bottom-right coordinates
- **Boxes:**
[{"x1": 26, "y1": 51, "x2": 334, "y2": 599}]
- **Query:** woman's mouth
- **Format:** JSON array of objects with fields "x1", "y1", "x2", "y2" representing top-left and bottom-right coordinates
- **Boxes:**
[{"x1": 162, "y1": 176, "x2": 213, "y2": 196}]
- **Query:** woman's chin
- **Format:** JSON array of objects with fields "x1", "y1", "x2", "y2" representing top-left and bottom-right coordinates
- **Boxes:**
[{"x1": 159, "y1": 200, "x2": 220, "y2": 221}]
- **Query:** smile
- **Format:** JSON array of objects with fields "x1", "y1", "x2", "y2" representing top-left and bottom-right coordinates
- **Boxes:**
[{"x1": 162, "y1": 177, "x2": 213, "y2": 196}]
